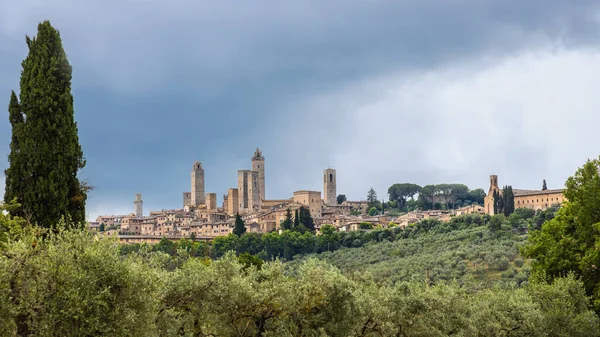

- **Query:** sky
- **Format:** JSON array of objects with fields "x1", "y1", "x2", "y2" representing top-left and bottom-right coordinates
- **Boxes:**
[{"x1": 2, "y1": 1, "x2": 600, "y2": 220}]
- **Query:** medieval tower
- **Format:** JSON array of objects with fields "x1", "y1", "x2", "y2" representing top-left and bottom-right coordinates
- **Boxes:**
[
  {"x1": 191, "y1": 161, "x2": 205, "y2": 206},
  {"x1": 251, "y1": 148, "x2": 265, "y2": 201},
  {"x1": 323, "y1": 168, "x2": 337, "y2": 206},
  {"x1": 134, "y1": 193, "x2": 143, "y2": 218}
]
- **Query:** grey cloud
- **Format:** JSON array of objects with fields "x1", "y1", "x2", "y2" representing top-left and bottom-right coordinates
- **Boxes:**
[{"x1": 1, "y1": 1, "x2": 600, "y2": 217}]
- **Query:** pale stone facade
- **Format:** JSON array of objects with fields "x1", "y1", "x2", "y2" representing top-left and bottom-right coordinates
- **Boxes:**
[
  {"x1": 484, "y1": 175, "x2": 565, "y2": 215},
  {"x1": 191, "y1": 161, "x2": 205, "y2": 206},
  {"x1": 134, "y1": 193, "x2": 143, "y2": 219},
  {"x1": 323, "y1": 168, "x2": 337, "y2": 206},
  {"x1": 227, "y1": 188, "x2": 239, "y2": 215},
  {"x1": 238, "y1": 170, "x2": 251, "y2": 211},
  {"x1": 251, "y1": 148, "x2": 266, "y2": 201},
  {"x1": 206, "y1": 193, "x2": 217, "y2": 211},
  {"x1": 182, "y1": 192, "x2": 191, "y2": 207},
  {"x1": 237, "y1": 170, "x2": 261, "y2": 213},
  {"x1": 293, "y1": 190, "x2": 323, "y2": 218}
]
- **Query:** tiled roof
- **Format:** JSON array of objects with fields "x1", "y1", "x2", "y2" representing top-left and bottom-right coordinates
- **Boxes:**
[{"x1": 513, "y1": 189, "x2": 564, "y2": 197}]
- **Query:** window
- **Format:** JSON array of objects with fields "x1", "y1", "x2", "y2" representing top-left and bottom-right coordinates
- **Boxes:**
[{"x1": 329, "y1": 173, "x2": 333, "y2": 182}]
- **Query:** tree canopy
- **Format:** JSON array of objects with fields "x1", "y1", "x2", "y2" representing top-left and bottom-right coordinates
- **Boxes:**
[
  {"x1": 524, "y1": 156, "x2": 600, "y2": 312},
  {"x1": 4, "y1": 21, "x2": 86, "y2": 228}
]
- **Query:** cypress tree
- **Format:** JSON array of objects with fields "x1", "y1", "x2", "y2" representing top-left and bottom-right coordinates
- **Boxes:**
[
  {"x1": 281, "y1": 208, "x2": 293, "y2": 230},
  {"x1": 4, "y1": 91, "x2": 25, "y2": 216},
  {"x1": 233, "y1": 213, "x2": 246, "y2": 236},
  {"x1": 294, "y1": 209, "x2": 300, "y2": 227},
  {"x1": 5, "y1": 21, "x2": 86, "y2": 228}
]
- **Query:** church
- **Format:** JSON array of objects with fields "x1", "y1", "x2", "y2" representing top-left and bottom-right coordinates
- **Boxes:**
[{"x1": 484, "y1": 175, "x2": 565, "y2": 215}]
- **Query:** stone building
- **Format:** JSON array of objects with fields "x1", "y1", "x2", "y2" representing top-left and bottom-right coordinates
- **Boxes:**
[
  {"x1": 251, "y1": 148, "x2": 266, "y2": 201},
  {"x1": 190, "y1": 161, "x2": 205, "y2": 206},
  {"x1": 484, "y1": 175, "x2": 565, "y2": 215},
  {"x1": 134, "y1": 193, "x2": 143, "y2": 219},
  {"x1": 238, "y1": 170, "x2": 260, "y2": 213},
  {"x1": 293, "y1": 190, "x2": 323, "y2": 218},
  {"x1": 182, "y1": 192, "x2": 191, "y2": 208},
  {"x1": 205, "y1": 193, "x2": 217, "y2": 211},
  {"x1": 226, "y1": 188, "x2": 239, "y2": 215},
  {"x1": 323, "y1": 168, "x2": 337, "y2": 206}
]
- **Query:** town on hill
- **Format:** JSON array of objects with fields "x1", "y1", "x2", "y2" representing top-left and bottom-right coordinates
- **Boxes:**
[{"x1": 91, "y1": 148, "x2": 566, "y2": 243}]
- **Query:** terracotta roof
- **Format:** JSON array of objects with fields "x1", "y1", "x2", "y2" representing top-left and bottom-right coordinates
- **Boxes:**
[{"x1": 513, "y1": 189, "x2": 564, "y2": 197}]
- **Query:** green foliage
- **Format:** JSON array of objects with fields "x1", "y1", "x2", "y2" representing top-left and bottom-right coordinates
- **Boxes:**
[
  {"x1": 0, "y1": 222, "x2": 598, "y2": 335},
  {"x1": 368, "y1": 207, "x2": 378, "y2": 216},
  {"x1": 4, "y1": 21, "x2": 86, "y2": 229},
  {"x1": 367, "y1": 187, "x2": 378, "y2": 208},
  {"x1": 502, "y1": 185, "x2": 515, "y2": 217},
  {"x1": 293, "y1": 208, "x2": 300, "y2": 227},
  {"x1": 281, "y1": 208, "x2": 293, "y2": 230},
  {"x1": 233, "y1": 213, "x2": 246, "y2": 236},
  {"x1": 488, "y1": 214, "x2": 505, "y2": 232},
  {"x1": 387, "y1": 183, "x2": 422, "y2": 209},
  {"x1": 336, "y1": 194, "x2": 347, "y2": 204},
  {"x1": 238, "y1": 252, "x2": 264, "y2": 270},
  {"x1": 298, "y1": 206, "x2": 315, "y2": 232},
  {"x1": 99, "y1": 223, "x2": 105, "y2": 232},
  {"x1": 524, "y1": 156, "x2": 600, "y2": 312},
  {"x1": 359, "y1": 222, "x2": 374, "y2": 230},
  {"x1": 0, "y1": 199, "x2": 27, "y2": 249}
]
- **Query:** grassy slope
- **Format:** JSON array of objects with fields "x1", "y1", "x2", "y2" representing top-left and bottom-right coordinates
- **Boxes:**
[{"x1": 296, "y1": 227, "x2": 531, "y2": 288}]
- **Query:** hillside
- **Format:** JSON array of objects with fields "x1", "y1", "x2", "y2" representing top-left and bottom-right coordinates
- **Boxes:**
[{"x1": 293, "y1": 224, "x2": 531, "y2": 288}]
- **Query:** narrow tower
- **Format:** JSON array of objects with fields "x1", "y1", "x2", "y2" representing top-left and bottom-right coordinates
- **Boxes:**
[
  {"x1": 134, "y1": 193, "x2": 143, "y2": 218},
  {"x1": 251, "y1": 148, "x2": 265, "y2": 201},
  {"x1": 191, "y1": 161, "x2": 205, "y2": 206},
  {"x1": 323, "y1": 168, "x2": 337, "y2": 206}
]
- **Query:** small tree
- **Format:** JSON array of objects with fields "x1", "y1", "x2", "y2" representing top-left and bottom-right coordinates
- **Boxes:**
[
  {"x1": 336, "y1": 194, "x2": 347, "y2": 204},
  {"x1": 488, "y1": 214, "x2": 505, "y2": 232},
  {"x1": 99, "y1": 223, "x2": 105, "y2": 232},
  {"x1": 298, "y1": 207, "x2": 315, "y2": 232},
  {"x1": 294, "y1": 209, "x2": 300, "y2": 227},
  {"x1": 281, "y1": 208, "x2": 293, "y2": 230},
  {"x1": 367, "y1": 188, "x2": 378, "y2": 208},
  {"x1": 233, "y1": 213, "x2": 246, "y2": 236},
  {"x1": 542, "y1": 179, "x2": 547, "y2": 191}
]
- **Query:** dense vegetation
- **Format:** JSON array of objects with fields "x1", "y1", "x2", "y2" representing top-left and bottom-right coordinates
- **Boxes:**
[
  {"x1": 0, "y1": 216, "x2": 598, "y2": 336},
  {"x1": 524, "y1": 156, "x2": 600, "y2": 312},
  {"x1": 4, "y1": 21, "x2": 87, "y2": 228}
]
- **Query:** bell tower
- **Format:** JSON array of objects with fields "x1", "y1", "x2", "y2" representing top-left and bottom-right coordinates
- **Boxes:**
[
  {"x1": 191, "y1": 161, "x2": 205, "y2": 206},
  {"x1": 134, "y1": 193, "x2": 143, "y2": 219},
  {"x1": 323, "y1": 168, "x2": 337, "y2": 206},
  {"x1": 251, "y1": 148, "x2": 265, "y2": 201}
]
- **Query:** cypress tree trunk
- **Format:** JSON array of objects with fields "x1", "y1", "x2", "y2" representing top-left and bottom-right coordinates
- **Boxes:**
[{"x1": 5, "y1": 21, "x2": 86, "y2": 228}]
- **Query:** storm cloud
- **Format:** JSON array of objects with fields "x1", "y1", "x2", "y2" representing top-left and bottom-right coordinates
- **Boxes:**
[{"x1": 1, "y1": 1, "x2": 600, "y2": 218}]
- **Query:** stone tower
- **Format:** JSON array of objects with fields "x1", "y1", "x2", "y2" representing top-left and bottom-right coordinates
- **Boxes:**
[
  {"x1": 323, "y1": 168, "x2": 337, "y2": 206},
  {"x1": 251, "y1": 148, "x2": 265, "y2": 201},
  {"x1": 191, "y1": 161, "x2": 205, "y2": 206},
  {"x1": 206, "y1": 193, "x2": 217, "y2": 211},
  {"x1": 484, "y1": 175, "x2": 502, "y2": 215},
  {"x1": 134, "y1": 193, "x2": 143, "y2": 219},
  {"x1": 237, "y1": 170, "x2": 261, "y2": 213}
]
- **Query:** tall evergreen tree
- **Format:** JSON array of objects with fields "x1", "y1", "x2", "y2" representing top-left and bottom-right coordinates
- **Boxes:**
[
  {"x1": 367, "y1": 188, "x2": 378, "y2": 209},
  {"x1": 281, "y1": 208, "x2": 293, "y2": 230},
  {"x1": 233, "y1": 213, "x2": 246, "y2": 236},
  {"x1": 502, "y1": 185, "x2": 515, "y2": 217},
  {"x1": 298, "y1": 206, "x2": 315, "y2": 232},
  {"x1": 4, "y1": 21, "x2": 86, "y2": 228},
  {"x1": 294, "y1": 209, "x2": 300, "y2": 227},
  {"x1": 4, "y1": 91, "x2": 24, "y2": 217},
  {"x1": 542, "y1": 179, "x2": 548, "y2": 191}
]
